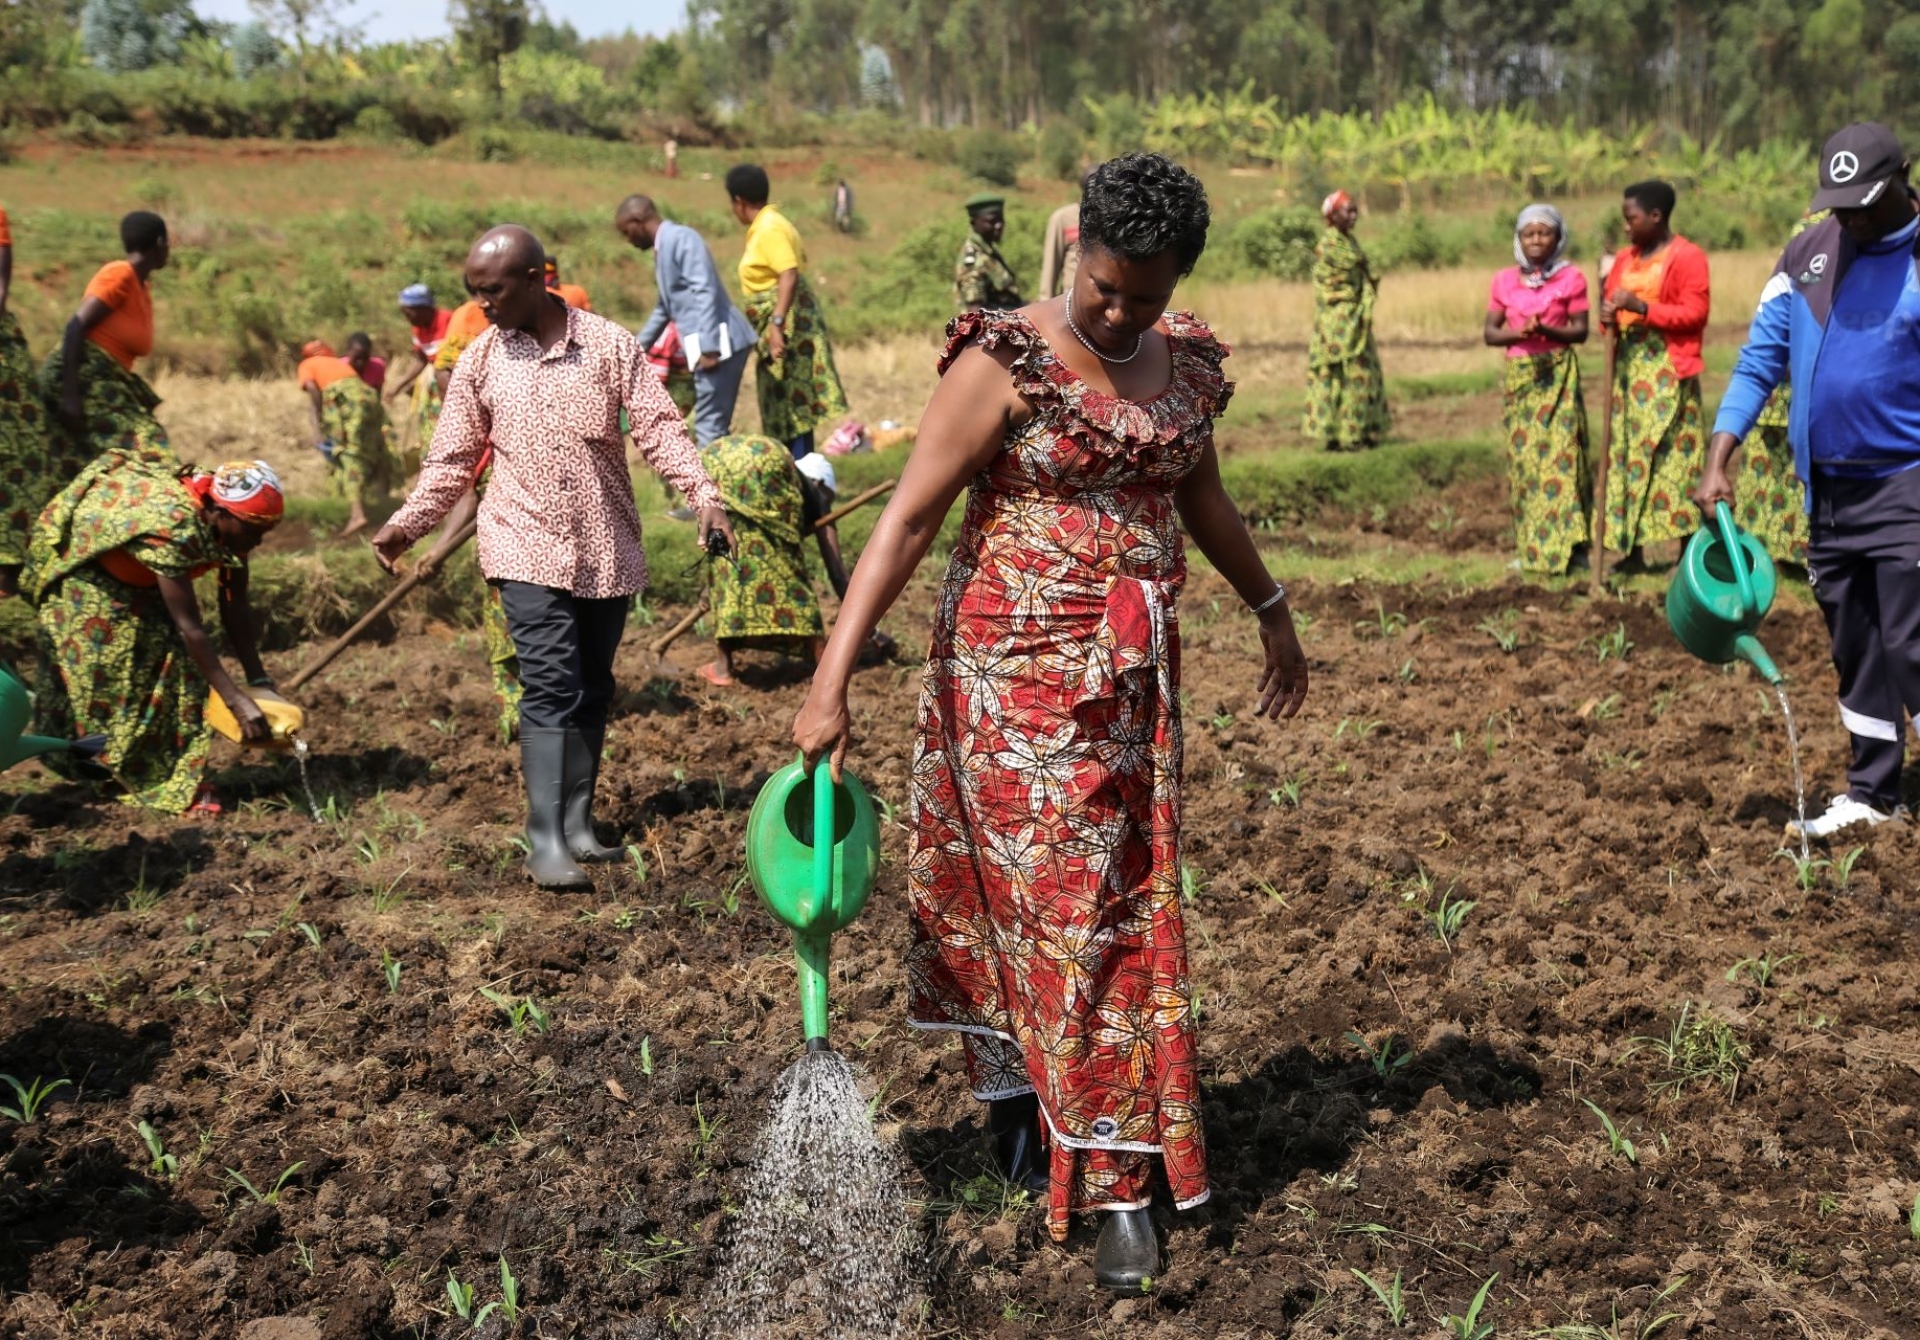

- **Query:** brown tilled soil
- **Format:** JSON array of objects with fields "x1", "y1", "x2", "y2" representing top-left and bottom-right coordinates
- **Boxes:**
[{"x1": 4, "y1": 482, "x2": 1920, "y2": 1340}]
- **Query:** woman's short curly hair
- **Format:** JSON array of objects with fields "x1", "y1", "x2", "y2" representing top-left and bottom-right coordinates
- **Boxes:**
[{"x1": 1078, "y1": 152, "x2": 1211, "y2": 276}]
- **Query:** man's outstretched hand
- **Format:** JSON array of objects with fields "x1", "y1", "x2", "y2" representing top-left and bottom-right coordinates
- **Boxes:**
[{"x1": 370, "y1": 524, "x2": 412, "y2": 575}]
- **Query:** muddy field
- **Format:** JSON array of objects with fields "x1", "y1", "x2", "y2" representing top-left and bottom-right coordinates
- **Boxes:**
[{"x1": 3, "y1": 473, "x2": 1919, "y2": 1340}]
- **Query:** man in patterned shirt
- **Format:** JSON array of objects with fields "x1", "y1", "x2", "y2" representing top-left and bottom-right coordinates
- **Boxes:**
[{"x1": 372, "y1": 226, "x2": 732, "y2": 890}]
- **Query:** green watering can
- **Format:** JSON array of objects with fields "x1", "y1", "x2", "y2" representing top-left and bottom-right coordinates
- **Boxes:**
[
  {"x1": 1665, "y1": 501, "x2": 1784, "y2": 686},
  {"x1": 744, "y1": 753, "x2": 881, "y2": 1051},
  {"x1": 0, "y1": 665, "x2": 102, "y2": 771}
]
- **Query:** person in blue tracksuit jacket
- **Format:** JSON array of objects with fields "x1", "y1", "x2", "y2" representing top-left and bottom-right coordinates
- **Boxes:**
[{"x1": 1698, "y1": 123, "x2": 1920, "y2": 839}]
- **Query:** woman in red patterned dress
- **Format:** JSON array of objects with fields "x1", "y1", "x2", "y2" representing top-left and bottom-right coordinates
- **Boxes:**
[{"x1": 793, "y1": 153, "x2": 1309, "y2": 1286}]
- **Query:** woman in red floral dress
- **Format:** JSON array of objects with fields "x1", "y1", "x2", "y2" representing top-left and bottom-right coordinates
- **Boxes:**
[{"x1": 793, "y1": 153, "x2": 1309, "y2": 1287}]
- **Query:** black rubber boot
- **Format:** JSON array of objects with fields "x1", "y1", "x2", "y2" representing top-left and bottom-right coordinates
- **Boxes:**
[
  {"x1": 562, "y1": 726, "x2": 622, "y2": 863},
  {"x1": 521, "y1": 727, "x2": 591, "y2": 890},
  {"x1": 1093, "y1": 1208, "x2": 1159, "y2": 1291},
  {"x1": 988, "y1": 1093, "x2": 1049, "y2": 1194}
]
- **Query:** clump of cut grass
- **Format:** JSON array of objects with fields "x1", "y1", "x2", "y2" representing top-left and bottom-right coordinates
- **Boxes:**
[{"x1": 1623, "y1": 1003, "x2": 1749, "y2": 1100}]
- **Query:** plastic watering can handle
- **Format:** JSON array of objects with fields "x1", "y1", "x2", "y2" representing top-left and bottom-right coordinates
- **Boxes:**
[
  {"x1": 1714, "y1": 501, "x2": 1758, "y2": 620},
  {"x1": 811, "y1": 752, "x2": 834, "y2": 923}
]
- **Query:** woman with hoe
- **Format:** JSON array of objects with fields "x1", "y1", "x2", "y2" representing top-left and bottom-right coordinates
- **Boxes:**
[
  {"x1": 1305, "y1": 190, "x2": 1389, "y2": 450},
  {"x1": 726, "y1": 164, "x2": 851, "y2": 460},
  {"x1": 1485, "y1": 204, "x2": 1591, "y2": 574},
  {"x1": 1598, "y1": 180, "x2": 1711, "y2": 567},
  {"x1": 297, "y1": 340, "x2": 391, "y2": 538},
  {"x1": 793, "y1": 153, "x2": 1309, "y2": 1287},
  {"x1": 25, "y1": 453, "x2": 282, "y2": 814}
]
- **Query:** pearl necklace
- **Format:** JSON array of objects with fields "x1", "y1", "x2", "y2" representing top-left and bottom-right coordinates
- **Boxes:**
[{"x1": 1063, "y1": 296, "x2": 1144, "y2": 365}]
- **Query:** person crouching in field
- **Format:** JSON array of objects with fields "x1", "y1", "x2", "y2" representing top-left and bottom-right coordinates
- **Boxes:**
[
  {"x1": 41, "y1": 212, "x2": 173, "y2": 531},
  {"x1": 298, "y1": 339, "x2": 391, "y2": 538},
  {"x1": 26, "y1": 454, "x2": 282, "y2": 815},
  {"x1": 1306, "y1": 190, "x2": 1389, "y2": 450},
  {"x1": 1485, "y1": 204, "x2": 1591, "y2": 574},
  {"x1": 1597, "y1": 180, "x2": 1710, "y2": 568},
  {"x1": 387, "y1": 284, "x2": 451, "y2": 462},
  {"x1": 373, "y1": 226, "x2": 732, "y2": 890},
  {"x1": 698, "y1": 437, "x2": 849, "y2": 687},
  {"x1": 0, "y1": 200, "x2": 47, "y2": 599},
  {"x1": 1697, "y1": 123, "x2": 1920, "y2": 841}
]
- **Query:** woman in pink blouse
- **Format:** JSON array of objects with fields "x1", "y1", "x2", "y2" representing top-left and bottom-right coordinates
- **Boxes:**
[{"x1": 1485, "y1": 204, "x2": 1591, "y2": 575}]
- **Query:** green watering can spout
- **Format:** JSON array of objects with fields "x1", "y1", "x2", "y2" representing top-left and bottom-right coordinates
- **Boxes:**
[
  {"x1": 0, "y1": 665, "x2": 96, "y2": 771},
  {"x1": 745, "y1": 752, "x2": 882, "y2": 1050},
  {"x1": 1666, "y1": 502, "x2": 1784, "y2": 685}
]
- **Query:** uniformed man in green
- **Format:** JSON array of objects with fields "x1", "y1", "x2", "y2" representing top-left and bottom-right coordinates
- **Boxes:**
[{"x1": 954, "y1": 193, "x2": 1023, "y2": 311}]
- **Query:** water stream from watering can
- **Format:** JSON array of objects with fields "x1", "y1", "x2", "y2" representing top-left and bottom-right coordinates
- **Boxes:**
[
  {"x1": 1774, "y1": 685, "x2": 1809, "y2": 866},
  {"x1": 291, "y1": 740, "x2": 324, "y2": 824},
  {"x1": 708, "y1": 1049, "x2": 920, "y2": 1340}
]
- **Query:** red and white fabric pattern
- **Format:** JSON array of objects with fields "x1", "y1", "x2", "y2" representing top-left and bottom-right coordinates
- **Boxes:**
[{"x1": 387, "y1": 304, "x2": 719, "y2": 598}]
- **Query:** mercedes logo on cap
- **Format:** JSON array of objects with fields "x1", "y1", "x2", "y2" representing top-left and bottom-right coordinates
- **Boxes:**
[{"x1": 1830, "y1": 150, "x2": 1860, "y2": 182}]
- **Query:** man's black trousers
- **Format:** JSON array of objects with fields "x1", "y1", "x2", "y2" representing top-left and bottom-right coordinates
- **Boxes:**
[{"x1": 496, "y1": 581, "x2": 630, "y2": 734}]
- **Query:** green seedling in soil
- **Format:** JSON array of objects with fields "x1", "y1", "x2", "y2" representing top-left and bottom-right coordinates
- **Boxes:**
[
  {"x1": 223, "y1": 1160, "x2": 304, "y2": 1206},
  {"x1": 497, "y1": 1257, "x2": 523, "y2": 1324},
  {"x1": 1359, "y1": 600, "x2": 1409, "y2": 639},
  {"x1": 366, "y1": 869, "x2": 412, "y2": 914},
  {"x1": 639, "y1": 1036, "x2": 654, "y2": 1077},
  {"x1": 0, "y1": 1074, "x2": 70, "y2": 1123},
  {"x1": 1832, "y1": 844, "x2": 1867, "y2": 889},
  {"x1": 1428, "y1": 503, "x2": 1461, "y2": 534},
  {"x1": 124, "y1": 856, "x2": 163, "y2": 915},
  {"x1": 1396, "y1": 657, "x2": 1418, "y2": 684},
  {"x1": 1477, "y1": 609, "x2": 1523, "y2": 652},
  {"x1": 1345, "y1": 1030, "x2": 1412, "y2": 1080},
  {"x1": 943, "y1": 1170, "x2": 1037, "y2": 1221},
  {"x1": 1257, "y1": 879, "x2": 1289, "y2": 910},
  {"x1": 429, "y1": 717, "x2": 458, "y2": 736},
  {"x1": 1210, "y1": 707, "x2": 1234, "y2": 730},
  {"x1": 1179, "y1": 862, "x2": 1208, "y2": 902},
  {"x1": 479, "y1": 987, "x2": 550, "y2": 1035},
  {"x1": 1350, "y1": 1267, "x2": 1410, "y2": 1326},
  {"x1": 1534, "y1": 1274, "x2": 1689, "y2": 1339},
  {"x1": 1772, "y1": 847, "x2": 1830, "y2": 893},
  {"x1": 1909, "y1": 1192, "x2": 1920, "y2": 1241},
  {"x1": 1441, "y1": 1272, "x2": 1499, "y2": 1339},
  {"x1": 1590, "y1": 694, "x2": 1622, "y2": 722},
  {"x1": 446, "y1": 1267, "x2": 493, "y2": 1325},
  {"x1": 295, "y1": 922, "x2": 322, "y2": 948},
  {"x1": 1591, "y1": 623, "x2": 1635, "y2": 663},
  {"x1": 1423, "y1": 890, "x2": 1477, "y2": 948},
  {"x1": 692, "y1": 1094, "x2": 725, "y2": 1154},
  {"x1": 1625, "y1": 1003, "x2": 1749, "y2": 1099},
  {"x1": 1599, "y1": 750, "x2": 1645, "y2": 772},
  {"x1": 1482, "y1": 713, "x2": 1506, "y2": 760},
  {"x1": 1270, "y1": 773, "x2": 1307, "y2": 807},
  {"x1": 354, "y1": 834, "x2": 382, "y2": 865},
  {"x1": 625, "y1": 842, "x2": 650, "y2": 886},
  {"x1": 1580, "y1": 1099, "x2": 1637, "y2": 1165},
  {"x1": 1336, "y1": 717, "x2": 1384, "y2": 742},
  {"x1": 1725, "y1": 951, "x2": 1800, "y2": 990},
  {"x1": 721, "y1": 873, "x2": 748, "y2": 916},
  {"x1": 381, "y1": 950, "x2": 402, "y2": 994},
  {"x1": 135, "y1": 1120, "x2": 178, "y2": 1179}
]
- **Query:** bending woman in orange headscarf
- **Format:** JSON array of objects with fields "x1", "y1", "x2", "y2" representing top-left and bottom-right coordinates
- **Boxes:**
[{"x1": 25, "y1": 449, "x2": 283, "y2": 813}]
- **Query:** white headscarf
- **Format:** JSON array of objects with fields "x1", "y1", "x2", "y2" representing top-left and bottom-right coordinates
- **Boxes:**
[
  {"x1": 1514, "y1": 204, "x2": 1570, "y2": 288},
  {"x1": 794, "y1": 452, "x2": 836, "y2": 495}
]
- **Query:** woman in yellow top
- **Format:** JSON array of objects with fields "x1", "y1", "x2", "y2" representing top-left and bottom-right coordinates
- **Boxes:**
[
  {"x1": 0, "y1": 202, "x2": 49, "y2": 598},
  {"x1": 726, "y1": 163, "x2": 850, "y2": 458}
]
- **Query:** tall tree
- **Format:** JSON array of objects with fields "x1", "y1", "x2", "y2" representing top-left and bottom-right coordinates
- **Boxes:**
[{"x1": 451, "y1": 0, "x2": 530, "y2": 101}]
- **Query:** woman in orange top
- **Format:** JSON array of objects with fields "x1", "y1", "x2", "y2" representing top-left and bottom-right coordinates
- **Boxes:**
[
  {"x1": 1598, "y1": 180, "x2": 1711, "y2": 563},
  {"x1": 299, "y1": 339, "x2": 392, "y2": 536},
  {"x1": 543, "y1": 256, "x2": 592, "y2": 311},
  {"x1": 0, "y1": 203, "x2": 49, "y2": 598}
]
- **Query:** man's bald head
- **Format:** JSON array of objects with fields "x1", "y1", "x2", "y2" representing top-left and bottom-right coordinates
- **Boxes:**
[
  {"x1": 469, "y1": 224, "x2": 545, "y2": 276},
  {"x1": 615, "y1": 195, "x2": 663, "y2": 249},
  {"x1": 464, "y1": 225, "x2": 556, "y2": 336}
]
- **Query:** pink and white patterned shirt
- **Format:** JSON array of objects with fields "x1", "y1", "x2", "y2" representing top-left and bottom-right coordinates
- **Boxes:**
[{"x1": 388, "y1": 302, "x2": 720, "y2": 598}]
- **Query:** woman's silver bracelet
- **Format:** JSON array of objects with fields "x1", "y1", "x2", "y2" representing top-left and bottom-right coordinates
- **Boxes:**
[{"x1": 1251, "y1": 583, "x2": 1288, "y2": 616}]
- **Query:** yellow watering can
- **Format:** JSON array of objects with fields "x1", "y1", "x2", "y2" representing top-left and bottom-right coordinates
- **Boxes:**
[
  {"x1": 1665, "y1": 502, "x2": 1784, "y2": 685},
  {"x1": 205, "y1": 688, "x2": 305, "y2": 749},
  {"x1": 744, "y1": 753, "x2": 881, "y2": 1050}
]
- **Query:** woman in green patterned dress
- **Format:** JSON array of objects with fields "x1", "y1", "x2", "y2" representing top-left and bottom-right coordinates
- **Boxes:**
[
  {"x1": 1485, "y1": 204, "x2": 1591, "y2": 574},
  {"x1": 726, "y1": 165, "x2": 851, "y2": 459},
  {"x1": 1598, "y1": 181, "x2": 1712, "y2": 565},
  {"x1": 25, "y1": 452, "x2": 283, "y2": 814},
  {"x1": 699, "y1": 435, "x2": 850, "y2": 686},
  {"x1": 298, "y1": 341, "x2": 391, "y2": 538},
  {"x1": 0, "y1": 202, "x2": 48, "y2": 599},
  {"x1": 1305, "y1": 190, "x2": 1390, "y2": 451},
  {"x1": 1730, "y1": 212, "x2": 1823, "y2": 569}
]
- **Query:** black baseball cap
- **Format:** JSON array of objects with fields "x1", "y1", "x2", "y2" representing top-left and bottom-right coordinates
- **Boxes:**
[{"x1": 1812, "y1": 122, "x2": 1910, "y2": 211}]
